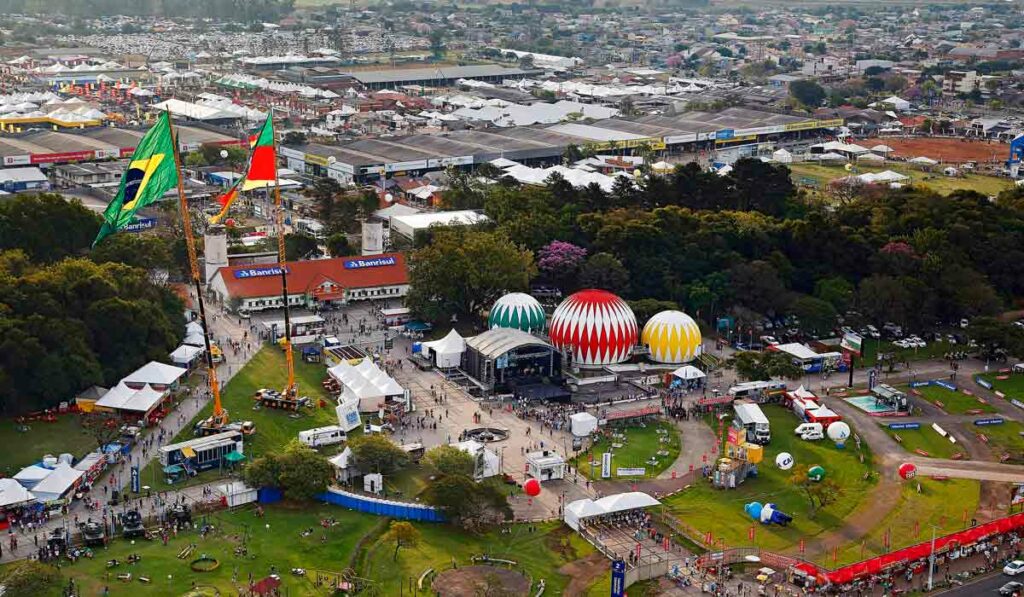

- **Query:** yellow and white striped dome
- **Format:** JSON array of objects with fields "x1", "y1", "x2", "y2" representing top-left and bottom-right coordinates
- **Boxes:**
[{"x1": 641, "y1": 310, "x2": 702, "y2": 364}]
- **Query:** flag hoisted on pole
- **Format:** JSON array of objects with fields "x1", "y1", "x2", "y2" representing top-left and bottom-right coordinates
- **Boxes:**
[
  {"x1": 210, "y1": 115, "x2": 276, "y2": 224},
  {"x1": 92, "y1": 111, "x2": 179, "y2": 246}
]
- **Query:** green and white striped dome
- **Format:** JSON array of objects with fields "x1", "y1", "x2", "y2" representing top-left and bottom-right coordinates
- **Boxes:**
[{"x1": 489, "y1": 293, "x2": 546, "y2": 333}]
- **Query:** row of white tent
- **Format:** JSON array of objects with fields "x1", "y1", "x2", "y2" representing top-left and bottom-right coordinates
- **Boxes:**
[
  {"x1": 327, "y1": 358, "x2": 405, "y2": 413},
  {"x1": 564, "y1": 492, "x2": 661, "y2": 531}
]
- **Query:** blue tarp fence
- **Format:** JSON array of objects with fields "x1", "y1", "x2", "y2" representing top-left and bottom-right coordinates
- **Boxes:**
[
  {"x1": 317, "y1": 487, "x2": 445, "y2": 522},
  {"x1": 257, "y1": 487, "x2": 283, "y2": 504}
]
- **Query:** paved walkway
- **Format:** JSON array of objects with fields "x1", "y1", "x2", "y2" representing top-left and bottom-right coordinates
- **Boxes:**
[{"x1": 0, "y1": 289, "x2": 259, "y2": 565}]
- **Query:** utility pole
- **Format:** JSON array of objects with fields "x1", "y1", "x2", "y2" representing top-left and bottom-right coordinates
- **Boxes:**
[{"x1": 927, "y1": 525, "x2": 937, "y2": 591}]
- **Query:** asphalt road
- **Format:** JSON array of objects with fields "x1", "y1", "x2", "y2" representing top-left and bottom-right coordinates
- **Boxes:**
[{"x1": 937, "y1": 571, "x2": 1020, "y2": 596}]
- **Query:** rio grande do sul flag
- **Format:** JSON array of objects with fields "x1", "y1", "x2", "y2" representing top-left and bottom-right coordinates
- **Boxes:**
[
  {"x1": 210, "y1": 115, "x2": 276, "y2": 224},
  {"x1": 93, "y1": 111, "x2": 178, "y2": 246}
]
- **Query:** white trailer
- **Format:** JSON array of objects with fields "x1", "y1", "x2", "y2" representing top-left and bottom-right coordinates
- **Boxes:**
[
  {"x1": 732, "y1": 402, "x2": 771, "y2": 445},
  {"x1": 298, "y1": 425, "x2": 347, "y2": 448}
]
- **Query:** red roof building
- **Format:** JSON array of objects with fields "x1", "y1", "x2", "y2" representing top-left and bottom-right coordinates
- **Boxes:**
[{"x1": 208, "y1": 253, "x2": 409, "y2": 312}]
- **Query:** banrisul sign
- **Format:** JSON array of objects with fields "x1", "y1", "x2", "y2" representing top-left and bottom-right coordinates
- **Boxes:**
[
  {"x1": 344, "y1": 256, "x2": 396, "y2": 269},
  {"x1": 123, "y1": 217, "x2": 157, "y2": 233},
  {"x1": 234, "y1": 266, "x2": 290, "y2": 279}
]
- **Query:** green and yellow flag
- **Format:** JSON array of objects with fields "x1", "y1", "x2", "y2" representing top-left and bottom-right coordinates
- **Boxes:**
[{"x1": 93, "y1": 111, "x2": 179, "y2": 246}]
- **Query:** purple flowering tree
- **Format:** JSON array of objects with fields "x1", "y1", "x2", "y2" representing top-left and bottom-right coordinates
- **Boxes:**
[{"x1": 537, "y1": 241, "x2": 587, "y2": 290}]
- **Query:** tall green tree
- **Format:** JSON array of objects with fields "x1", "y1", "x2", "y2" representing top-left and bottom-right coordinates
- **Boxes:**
[{"x1": 406, "y1": 227, "x2": 535, "y2": 325}]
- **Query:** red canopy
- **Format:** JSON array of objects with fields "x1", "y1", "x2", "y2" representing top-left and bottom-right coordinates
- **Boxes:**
[{"x1": 825, "y1": 512, "x2": 1024, "y2": 585}]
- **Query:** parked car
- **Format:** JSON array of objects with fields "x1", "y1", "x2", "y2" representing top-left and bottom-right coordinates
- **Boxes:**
[
  {"x1": 1004, "y1": 560, "x2": 1024, "y2": 576},
  {"x1": 865, "y1": 325, "x2": 880, "y2": 339},
  {"x1": 999, "y1": 580, "x2": 1023, "y2": 596},
  {"x1": 800, "y1": 429, "x2": 824, "y2": 441}
]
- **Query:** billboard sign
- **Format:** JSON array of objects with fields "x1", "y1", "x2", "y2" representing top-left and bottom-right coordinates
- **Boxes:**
[
  {"x1": 841, "y1": 332, "x2": 863, "y2": 356},
  {"x1": 344, "y1": 256, "x2": 397, "y2": 269},
  {"x1": 611, "y1": 560, "x2": 626, "y2": 597},
  {"x1": 233, "y1": 266, "x2": 290, "y2": 279},
  {"x1": 123, "y1": 217, "x2": 157, "y2": 233}
]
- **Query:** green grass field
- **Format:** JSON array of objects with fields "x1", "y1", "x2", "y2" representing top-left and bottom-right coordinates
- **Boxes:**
[
  {"x1": 573, "y1": 420, "x2": 681, "y2": 479},
  {"x1": 887, "y1": 426, "x2": 962, "y2": 459},
  {"x1": 136, "y1": 346, "x2": 340, "y2": 491},
  {"x1": 978, "y1": 373, "x2": 1024, "y2": 402},
  {"x1": 20, "y1": 504, "x2": 382, "y2": 597},
  {"x1": 0, "y1": 416, "x2": 98, "y2": 477},
  {"x1": 663, "y1": 405, "x2": 875, "y2": 553},
  {"x1": 790, "y1": 162, "x2": 1013, "y2": 198},
  {"x1": 13, "y1": 503, "x2": 603, "y2": 597},
  {"x1": 974, "y1": 420, "x2": 1024, "y2": 463},
  {"x1": 831, "y1": 478, "x2": 980, "y2": 567},
  {"x1": 363, "y1": 521, "x2": 596, "y2": 595},
  {"x1": 906, "y1": 384, "x2": 997, "y2": 415}
]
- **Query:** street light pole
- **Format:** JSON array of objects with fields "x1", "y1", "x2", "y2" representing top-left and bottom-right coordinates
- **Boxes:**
[{"x1": 927, "y1": 525, "x2": 937, "y2": 591}]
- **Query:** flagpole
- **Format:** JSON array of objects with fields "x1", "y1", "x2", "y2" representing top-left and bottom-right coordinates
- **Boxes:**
[
  {"x1": 166, "y1": 109, "x2": 226, "y2": 430},
  {"x1": 270, "y1": 113, "x2": 297, "y2": 400}
]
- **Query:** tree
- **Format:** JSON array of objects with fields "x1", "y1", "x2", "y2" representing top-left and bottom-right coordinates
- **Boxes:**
[
  {"x1": 813, "y1": 277, "x2": 854, "y2": 313},
  {"x1": 406, "y1": 227, "x2": 535, "y2": 325},
  {"x1": 348, "y1": 434, "x2": 409, "y2": 475},
  {"x1": 726, "y1": 159, "x2": 794, "y2": 215},
  {"x1": 440, "y1": 166, "x2": 487, "y2": 210},
  {"x1": 789, "y1": 465, "x2": 842, "y2": 518},
  {"x1": 790, "y1": 295, "x2": 838, "y2": 335},
  {"x1": 423, "y1": 445, "x2": 475, "y2": 477},
  {"x1": 967, "y1": 317, "x2": 1024, "y2": 360},
  {"x1": 382, "y1": 520, "x2": 421, "y2": 561},
  {"x1": 429, "y1": 30, "x2": 446, "y2": 60},
  {"x1": 857, "y1": 275, "x2": 913, "y2": 327},
  {"x1": 422, "y1": 474, "x2": 508, "y2": 530},
  {"x1": 518, "y1": 53, "x2": 535, "y2": 70},
  {"x1": 276, "y1": 441, "x2": 335, "y2": 501},
  {"x1": 729, "y1": 351, "x2": 804, "y2": 381},
  {"x1": 284, "y1": 233, "x2": 320, "y2": 260},
  {"x1": 0, "y1": 194, "x2": 101, "y2": 263},
  {"x1": 577, "y1": 252, "x2": 629, "y2": 294},
  {"x1": 536, "y1": 241, "x2": 587, "y2": 290},
  {"x1": 0, "y1": 560, "x2": 60, "y2": 597},
  {"x1": 789, "y1": 80, "x2": 826, "y2": 108},
  {"x1": 628, "y1": 299, "x2": 679, "y2": 326},
  {"x1": 242, "y1": 441, "x2": 332, "y2": 501},
  {"x1": 326, "y1": 233, "x2": 355, "y2": 257}
]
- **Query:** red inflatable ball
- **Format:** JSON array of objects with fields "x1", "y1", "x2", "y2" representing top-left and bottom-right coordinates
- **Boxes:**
[
  {"x1": 524, "y1": 478, "x2": 541, "y2": 497},
  {"x1": 898, "y1": 462, "x2": 917, "y2": 480}
]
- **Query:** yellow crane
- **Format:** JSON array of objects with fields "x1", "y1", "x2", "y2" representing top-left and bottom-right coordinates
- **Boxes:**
[{"x1": 167, "y1": 113, "x2": 228, "y2": 434}]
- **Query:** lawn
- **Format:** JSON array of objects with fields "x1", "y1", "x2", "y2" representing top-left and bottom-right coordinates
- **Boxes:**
[
  {"x1": 363, "y1": 520, "x2": 599, "y2": 596},
  {"x1": 978, "y1": 372, "x2": 1024, "y2": 402},
  {"x1": 858, "y1": 339, "x2": 954, "y2": 368},
  {"x1": 831, "y1": 478, "x2": 980, "y2": 567},
  {"x1": 0, "y1": 416, "x2": 98, "y2": 477},
  {"x1": 974, "y1": 420, "x2": 1024, "y2": 463},
  {"x1": 905, "y1": 383, "x2": 997, "y2": 415},
  {"x1": 135, "y1": 346, "x2": 340, "y2": 491},
  {"x1": 789, "y1": 162, "x2": 1013, "y2": 198},
  {"x1": 887, "y1": 426, "x2": 962, "y2": 459},
  {"x1": 663, "y1": 405, "x2": 875, "y2": 554},
  {"x1": 21, "y1": 504, "x2": 382, "y2": 597},
  {"x1": 572, "y1": 420, "x2": 681, "y2": 479}
]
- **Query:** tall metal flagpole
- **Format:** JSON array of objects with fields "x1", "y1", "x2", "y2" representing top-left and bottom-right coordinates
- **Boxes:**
[{"x1": 166, "y1": 109, "x2": 226, "y2": 429}]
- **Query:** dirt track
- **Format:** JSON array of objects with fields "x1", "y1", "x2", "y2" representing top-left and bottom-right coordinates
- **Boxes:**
[{"x1": 863, "y1": 137, "x2": 1008, "y2": 163}]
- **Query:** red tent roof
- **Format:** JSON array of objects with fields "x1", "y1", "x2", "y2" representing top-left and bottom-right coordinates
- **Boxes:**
[{"x1": 826, "y1": 512, "x2": 1024, "y2": 585}]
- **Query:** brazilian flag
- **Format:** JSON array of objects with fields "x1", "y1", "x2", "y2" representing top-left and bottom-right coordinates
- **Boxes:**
[{"x1": 93, "y1": 111, "x2": 179, "y2": 246}]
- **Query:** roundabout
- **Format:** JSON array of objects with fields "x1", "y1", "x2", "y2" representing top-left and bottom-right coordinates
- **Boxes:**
[
  {"x1": 432, "y1": 565, "x2": 531, "y2": 597},
  {"x1": 189, "y1": 556, "x2": 221, "y2": 573}
]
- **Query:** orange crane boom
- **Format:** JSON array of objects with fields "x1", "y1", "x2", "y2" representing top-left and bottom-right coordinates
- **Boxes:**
[
  {"x1": 167, "y1": 111, "x2": 227, "y2": 429},
  {"x1": 274, "y1": 179, "x2": 297, "y2": 398}
]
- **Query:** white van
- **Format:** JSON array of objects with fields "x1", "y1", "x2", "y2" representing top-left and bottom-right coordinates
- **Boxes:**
[
  {"x1": 298, "y1": 425, "x2": 347, "y2": 448},
  {"x1": 794, "y1": 422, "x2": 823, "y2": 436}
]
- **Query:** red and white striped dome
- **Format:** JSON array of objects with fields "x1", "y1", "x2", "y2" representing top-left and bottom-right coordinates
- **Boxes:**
[{"x1": 549, "y1": 289, "x2": 638, "y2": 366}]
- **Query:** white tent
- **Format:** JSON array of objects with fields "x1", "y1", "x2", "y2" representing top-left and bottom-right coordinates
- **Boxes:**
[
  {"x1": 13, "y1": 465, "x2": 52, "y2": 489},
  {"x1": 0, "y1": 478, "x2": 35, "y2": 508},
  {"x1": 856, "y1": 153, "x2": 885, "y2": 163},
  {"x1": 169, "y1": 344, "x2": 204, "y2": 366},
  {"x1": 563, "y1": 492, "x2": 661, "y2": 531},
  {"x1": 451, "y1": 440, "x2": 501, "y2": 480},
  {"x1": 95, "y1": 382, "x2": 166, "y2": 414},
  {"x1": 570, "y1": 412, "x2": 599, "y2": 437},
  {"x1": 871, "y1": 144, "x2": 894, "y2": 154},
  {"x1": 909, "y1": 156, "x2": 938, "y2": 167},
  {"x1": 217, "y1": 481, "x2": 257, "y2": 507},
  {"x1": 122, "y1": 361, "x2": 187, "y2": 386},
  {"x1": 671, "y1": 365, "x2": 706, "y2": 380},
  {"x1": 772, "y1": 149, "x2": 793, "y2": 164},
  {"x1": 185, "y1": 321, "x2": 203, "y2": 336},
  {"x1": 420, "y1": 329, "x2": 466, "y2": 368},
  {"x1": 328, "y1": 446, "x2": 359, "y2": 482},
  {"x1": 815, "y1": 152, "x2": 847, "y2": 162},
  {"x1": 328, "y1": 359, "x2": 405, "y2": 413},
  {"x1": 30, "y1": 464, "x2": 84, "y2": 503}
]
